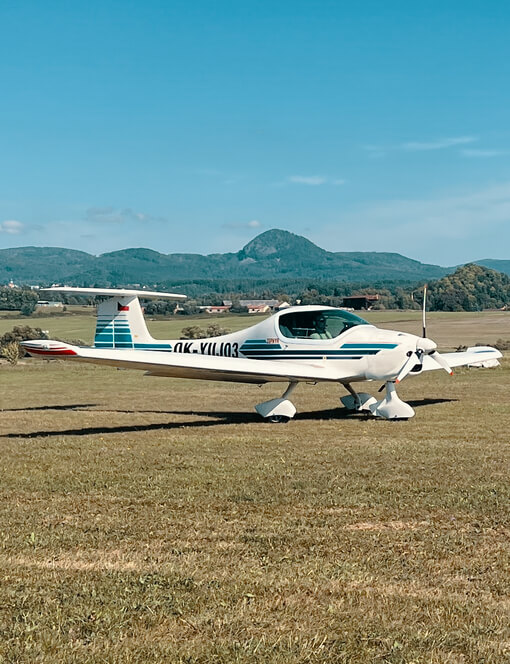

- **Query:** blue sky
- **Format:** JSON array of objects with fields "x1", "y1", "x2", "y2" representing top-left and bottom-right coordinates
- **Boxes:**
[{"x1": 1, "y1": 0, "x2": 510, "y2": 265}]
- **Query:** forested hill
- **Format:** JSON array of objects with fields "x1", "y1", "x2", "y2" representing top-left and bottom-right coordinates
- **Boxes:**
[
  {"x1": 0, "y1": 229, "x2": 505, "y2": 286},
  {"x1": 428, "y1": 263, "x2": 510, "y2": 311}
]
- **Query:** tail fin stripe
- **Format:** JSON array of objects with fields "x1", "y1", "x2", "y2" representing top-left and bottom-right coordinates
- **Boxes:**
[{"x1": 94, "y1": 295, "x2": 156, "y2": 349}]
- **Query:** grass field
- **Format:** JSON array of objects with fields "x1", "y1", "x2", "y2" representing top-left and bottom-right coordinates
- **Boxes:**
[{"x1": 1, "y1": 312, "x2": 509, "y2": 662}]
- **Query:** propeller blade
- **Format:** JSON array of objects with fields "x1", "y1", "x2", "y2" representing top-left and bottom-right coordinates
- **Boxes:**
[
  {"x1": 430, "y1": 350, "x2": 453, "y2": 375},
  {"x1": 395, "y1": 352, "x2": 420, "y2": 384},
  {"x1": 422, "y1": 284, "x2": 428, "y2": 338}
]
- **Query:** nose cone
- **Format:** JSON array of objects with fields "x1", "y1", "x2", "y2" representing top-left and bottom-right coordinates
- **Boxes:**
[{"x1": 417, "y1": 337, "x2": 437, "y2": 353}]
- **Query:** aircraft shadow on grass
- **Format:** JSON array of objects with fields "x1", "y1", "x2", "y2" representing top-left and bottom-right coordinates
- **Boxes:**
[
  {"x1": 2, "y1": 398, "x2": 457, "y2": 439},
  {"x1": 1, "y1": 403, "x2": 99, "y2": 412}
]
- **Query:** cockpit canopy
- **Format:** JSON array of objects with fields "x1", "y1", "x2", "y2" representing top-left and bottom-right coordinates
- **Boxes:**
[{"x1": 278, "y1": 309, "x2": 370, "y2": 340}]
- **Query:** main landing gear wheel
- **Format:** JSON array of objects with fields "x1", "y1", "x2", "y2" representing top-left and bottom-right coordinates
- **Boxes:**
[{"x1": 255, "y1": 382, "x2": 298, "y2": 422}]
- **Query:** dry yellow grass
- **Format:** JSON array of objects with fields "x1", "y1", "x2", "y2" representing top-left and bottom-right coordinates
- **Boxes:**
[{"x1": 0, "y1": 312, "x2": 509, "y2": 662}]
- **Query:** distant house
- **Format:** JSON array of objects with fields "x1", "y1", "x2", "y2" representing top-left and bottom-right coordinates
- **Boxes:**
[
  {"x1": 246, "y1": 304, "x2": 271, "y2": 314},
  {"x1": 223, "y1": 299, "x2": 279, "y2": 312},
  {"x1": 36, "y1": 300, "x2": 64, "y2": 309},
  {"x1": 342, "y1": 294, "x2": 379, "y2": 310},
  {"x1": 200, "y1": 305, "x2": 231, "y2": 314}
]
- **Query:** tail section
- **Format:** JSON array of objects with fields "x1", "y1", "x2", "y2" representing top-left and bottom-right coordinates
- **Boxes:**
[
  {"x1": 39, "y1": 286, "x2": 186, "y2": 351},
  {"x1": 95, "y1": 296, "x2": 155, "y2": 349}
]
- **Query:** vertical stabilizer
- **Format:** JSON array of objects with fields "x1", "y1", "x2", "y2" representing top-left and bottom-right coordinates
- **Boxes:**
[
  {"x1": 38, "y1": 287, "x2": 185, "y2": 352},
  {"x1": 95, "y1": 297, "x2": 172, "y2": 350}
]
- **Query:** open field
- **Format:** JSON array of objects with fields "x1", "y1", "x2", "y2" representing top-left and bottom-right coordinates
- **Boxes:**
[{"x1": 1, "y1": 312, "x2": 509, "y2": 662}]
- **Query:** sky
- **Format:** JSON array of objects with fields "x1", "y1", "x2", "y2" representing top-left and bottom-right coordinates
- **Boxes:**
[{"x1": 1, "y1": 0, "x2": 510, "y2": 266}]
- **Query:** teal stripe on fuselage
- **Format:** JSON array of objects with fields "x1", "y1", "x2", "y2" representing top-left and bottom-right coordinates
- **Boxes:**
[
  {"x1": 242, "y1": 349, "x2": 379, "y2": 356},
  {"x1": 240, "y1": 345, "x2": 282, "y2": 351},
  {"x1": 341, "y1": 343, "x2": 397, "y2": 349},
  {"x1": 134, "y1": 343, "x2": 173, "y2": 349},
  {"x1": 241, "y1": 354, "x2": 363, "y2": 360}
]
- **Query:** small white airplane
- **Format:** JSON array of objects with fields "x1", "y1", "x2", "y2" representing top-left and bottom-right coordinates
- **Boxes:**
[{"x1": 21, "y1": 287, "x2": 502, "y2": 422}]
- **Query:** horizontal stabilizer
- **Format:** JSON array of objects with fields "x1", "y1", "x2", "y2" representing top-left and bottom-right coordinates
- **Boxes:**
[{"x1": 41, "y1": 286, "x2": 186, "y2": 300}]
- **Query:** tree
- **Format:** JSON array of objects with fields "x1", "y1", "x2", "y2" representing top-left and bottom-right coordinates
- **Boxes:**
[
  {"x1": 1, "y1": 341, "x2": 21, "y2": 365},
  {"x1": 176, "y1": 301, "x2": 201, "y2": 315},
  {"x1": 0, "y1": 325, "x2": 48, "y2": 364},
  {"x1": 0, "y1": 287, "x2": 38, "y2": 312},
  {"x1": 180, "y1": 323, "x2": 231, "y2": 339},
  {"x1": 428, "y1": 264, "x2": 510, "y2": 311},
  {"x1": 20, "y1": 301, "x2": 36, "y2": 316},
  {"x1": 180, "y1": 325, "x2": 207, "y2": 339},
  {"x1": 205, "y1": 323, "x2": 231, "y2": 337}
]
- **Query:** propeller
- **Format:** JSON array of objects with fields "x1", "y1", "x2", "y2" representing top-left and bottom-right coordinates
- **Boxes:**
[
  {"x1": 395, "y1": 286, "x2": 453, "y2": 383},
  {"x1": 422, "y1": 283, "x2": 428, "y2": 338}
]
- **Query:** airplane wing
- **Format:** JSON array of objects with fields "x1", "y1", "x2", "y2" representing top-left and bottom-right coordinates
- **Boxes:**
[
  {"x1": 420, "y1": 346, "x2": 502, "y2": 372},
  {"x1": 21, "y1": 340, "x2": 351, "y2": 384}
]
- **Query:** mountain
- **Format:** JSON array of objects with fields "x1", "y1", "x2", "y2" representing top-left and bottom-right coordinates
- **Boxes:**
[
  {"x1": 0, "y1": 247, "x2": 96, "y2": 283},
  {"x1": 475, "y1": 259, "x2": 510, "y2": 275},
  {"x1": 0, "y1": 229, "x2": 505, "y2": 287}
]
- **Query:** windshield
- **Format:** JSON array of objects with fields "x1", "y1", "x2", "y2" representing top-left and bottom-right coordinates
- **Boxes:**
[{"x1": 278, "y1": 309, "x2": 370, "y2": 340}]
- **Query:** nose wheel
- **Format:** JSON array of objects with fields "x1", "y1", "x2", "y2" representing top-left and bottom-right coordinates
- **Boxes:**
[{"x1": 341, "y1": 382, "x2": 415, "y2": 420}]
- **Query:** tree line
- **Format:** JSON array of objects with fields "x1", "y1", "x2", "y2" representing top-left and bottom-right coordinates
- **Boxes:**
[{"x1": 2, "y1": 264, "x2": 509, "y2": 317}]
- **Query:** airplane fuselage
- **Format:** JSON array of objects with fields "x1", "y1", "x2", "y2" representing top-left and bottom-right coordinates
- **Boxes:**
[{"x1": 93, "y1": 304, "x2": 421, "y2": 383}]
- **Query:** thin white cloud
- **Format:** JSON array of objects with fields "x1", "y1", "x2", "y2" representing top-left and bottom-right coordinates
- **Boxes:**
[
  {"x1": 0, "y1": 220, "x2": 25, "y2": 234},
  {"x1": 362, "y1": 145, "x2": 387, "y2": 159},
  {"x1": 316, "y1": 180, "x2": 510, "y2": 264},
  {"x1": 461, "y1": 149, "x2": 509, "y2": 158},
  {"x1": 400, "y1": 136, "x2": 477, "y2": 151},
  {"x1": 357, "y1": 182, "x2": 510, "y2": 234},
  {"x1": 222, "y1": 220, "x2": 262, "y2": 230},
  {"x1": 288, "y1": 175, "x2": 327, "y2": 185},
  {"x1": 287, "y1": 176, "x2": 346, "y2": 186},
  {"x1": 85, "y1": 207, "x2": 165, "y2": 224},
  {"x1": 363, "y1": 136, "x2": 478, "y2": 157}
]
